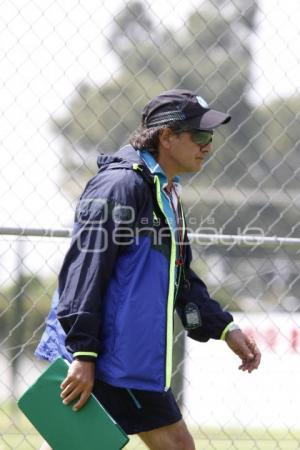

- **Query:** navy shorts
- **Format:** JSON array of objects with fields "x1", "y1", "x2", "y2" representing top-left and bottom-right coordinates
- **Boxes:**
[{"x1": 92, "y1": 379, "x2": 182, "y2": 435}]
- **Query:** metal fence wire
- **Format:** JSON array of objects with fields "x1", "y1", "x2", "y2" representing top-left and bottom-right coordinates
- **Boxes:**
[{"x1": 1, "y1": 0, "x2": 300, "y2": 449}]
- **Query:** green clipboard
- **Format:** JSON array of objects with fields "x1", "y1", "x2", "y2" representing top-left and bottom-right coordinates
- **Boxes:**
[{"x1": 18, "y1": 358, "x2": 129, "y2": 450}]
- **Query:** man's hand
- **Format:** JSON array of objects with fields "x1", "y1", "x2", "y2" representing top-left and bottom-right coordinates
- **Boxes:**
[
  {"x1": 225, "y1": 329, "x2": 261, "y2": 373},
  {"x1": 60, "y1": 360, "x2": 95, "y2": 411}
]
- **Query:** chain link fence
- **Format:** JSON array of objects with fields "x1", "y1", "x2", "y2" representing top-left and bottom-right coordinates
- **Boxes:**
[{"x1": 1, "y1": 0, "x2": 300, "y2": 448}]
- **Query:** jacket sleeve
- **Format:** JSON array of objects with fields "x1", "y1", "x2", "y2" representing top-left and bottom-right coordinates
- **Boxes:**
[
  {"x1": 175, "y1": 239, "x2": 233, "y2": 342},
  {"x1": 57, "y1": 171, "x2": 142, "y2": 358}
]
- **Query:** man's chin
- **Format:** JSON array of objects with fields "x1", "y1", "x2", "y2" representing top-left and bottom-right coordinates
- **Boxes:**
[
  {"x1": 186, "y1": 166, "x2": 203, "y2": 174},
  {"x1": 194, "y1": 161, "x2": 203, "y2": 171}
]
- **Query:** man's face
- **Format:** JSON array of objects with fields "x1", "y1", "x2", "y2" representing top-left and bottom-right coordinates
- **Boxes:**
[{"x1": 165, "y1": 129, "x2": 213, "y2": 175}]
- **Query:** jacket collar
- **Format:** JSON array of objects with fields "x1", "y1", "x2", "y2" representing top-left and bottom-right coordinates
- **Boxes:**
[{"x1": 137, "y1": 150, "x2": 180, "y2": 185}]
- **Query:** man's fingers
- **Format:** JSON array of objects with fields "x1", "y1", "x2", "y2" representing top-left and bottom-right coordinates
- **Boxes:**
[
  {"x1": 60, "y1": 381, "x2": 77, "y2": 399},
  {"x1": 246, "y1": 339, "x2": 261, "y2": 367},
  {"x1": 238, "y1": 362, "x2": 248, "y2": 371},
  {"x1": 240, "y1": 338, "x2": 260, "y2": 361},
  {"x1": 62, "y1": 386, "x2": 83, "y2": 405},
  {"x1": 58, "y1": 360, "x2": 95, "y2": 410},
  {"x1": 226, "y1": 329, "x2": 261, "y2": 373},
  {"x1": 237, "y1": 344, "x2": 254, "y2": 361},
  {"x1": 60, "y1": 375, "x2": 72, "y2": 389},
  {"x1": 251, "y1": 350, "x2": 261, "y2": 370},
  {"x1": 60, "y1": 382, "x2": 93, "y2": 407},
  {"x1": 239, "y1": 361, "x2": 255, "y2": 372},
  {"x1": 73, "y1": 390, "x2": 91, "y2": 411},
  {"x1": 239, "y1": 345, "x2": 261, "y2": 373}
]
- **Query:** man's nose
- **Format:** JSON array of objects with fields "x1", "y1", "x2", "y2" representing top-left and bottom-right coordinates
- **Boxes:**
[{"x1": 200, "y1": 143, "x2": 213, "y2": 153}]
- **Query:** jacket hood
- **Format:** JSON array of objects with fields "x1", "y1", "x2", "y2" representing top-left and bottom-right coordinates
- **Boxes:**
[
  {"x1": 97, "y1": 145, "x2": 143, "y2": 170},
  {"x1": 96, "y1": 145, "x2": 154, "y2": 184}
]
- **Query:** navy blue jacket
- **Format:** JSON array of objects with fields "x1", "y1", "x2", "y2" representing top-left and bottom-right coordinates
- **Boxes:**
[{"x1": 37, "y1": 145, "x2": 233, "y2": 392}]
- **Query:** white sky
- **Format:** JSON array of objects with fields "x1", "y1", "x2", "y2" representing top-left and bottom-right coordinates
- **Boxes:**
[
  {"x1": 250, "y1": 0, "x2": 300, "y2": 102},
  {"x1": 0, "y1": 0, "x2": 300, "y2": 279}
]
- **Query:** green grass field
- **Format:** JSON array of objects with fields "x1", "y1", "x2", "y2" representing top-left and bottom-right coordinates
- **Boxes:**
[{"x1": 1, "y1": 402, "x2": 300, "y2": 450}]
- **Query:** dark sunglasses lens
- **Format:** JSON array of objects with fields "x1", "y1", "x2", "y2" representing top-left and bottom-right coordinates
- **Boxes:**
[{"x1": 190, "y1": 131, "x2": 213, "y2": 145}]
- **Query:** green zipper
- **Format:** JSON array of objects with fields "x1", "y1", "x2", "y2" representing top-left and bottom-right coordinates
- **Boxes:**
[{"x1": 154, "y1": 175, "x2": 177, "y2": 390}]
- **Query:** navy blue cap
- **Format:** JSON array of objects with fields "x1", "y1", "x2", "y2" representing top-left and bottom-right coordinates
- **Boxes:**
[{"x1": 142, "y1": 89, "x2": 231, "y2": 131}]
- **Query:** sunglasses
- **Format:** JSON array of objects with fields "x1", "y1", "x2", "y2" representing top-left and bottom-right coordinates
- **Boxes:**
[{"x1": 188, "y1": 130, "x2": 213, "y2": 146}]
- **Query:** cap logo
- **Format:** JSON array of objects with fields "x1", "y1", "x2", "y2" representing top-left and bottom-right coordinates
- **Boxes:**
[{"x1": 196, "y1": 96, "x2": 208, "y2": 108}]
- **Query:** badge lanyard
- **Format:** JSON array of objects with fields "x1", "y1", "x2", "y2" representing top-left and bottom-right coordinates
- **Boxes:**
[{"x1": 166, "y1": 185, "x2": 185, "y2": 267}]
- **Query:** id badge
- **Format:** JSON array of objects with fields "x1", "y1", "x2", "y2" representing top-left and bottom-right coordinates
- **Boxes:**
[{"x1": 183, "y1": 302, "x2": 202, "y2": 329}]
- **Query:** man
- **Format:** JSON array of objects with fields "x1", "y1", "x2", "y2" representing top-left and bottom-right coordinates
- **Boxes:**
[{"x1": 37, "y1": 89, "x2": 261, "y2": 450}]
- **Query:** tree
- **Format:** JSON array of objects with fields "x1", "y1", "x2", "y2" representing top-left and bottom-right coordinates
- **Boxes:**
[{"x1": 52, "y1": 0, "x2": 261, "y2": 200}]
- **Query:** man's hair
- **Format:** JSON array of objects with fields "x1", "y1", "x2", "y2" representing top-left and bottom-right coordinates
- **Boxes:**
[{"x1": 129, "y1": 121, "x2": 185, "y2": 157}]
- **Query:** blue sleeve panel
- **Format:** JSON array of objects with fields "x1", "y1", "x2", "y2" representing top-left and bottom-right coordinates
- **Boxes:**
[
  {"x1": 175, "y1": 240, "x2": 233, "y2": 342},
  {"x1": 57, "y1": 167, "x2": 145, "y2": 356},
  {"x1": 34, "y1": 289, "x2": 72, "y2": 363}
]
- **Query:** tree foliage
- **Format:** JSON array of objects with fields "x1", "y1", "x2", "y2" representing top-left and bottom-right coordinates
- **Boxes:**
[
  {"x1": 52, "y1": 0, "x2": 300, "y2": 238},
  {"x1": 53, "y1": 2, "x2": 257, "y2": 185}
]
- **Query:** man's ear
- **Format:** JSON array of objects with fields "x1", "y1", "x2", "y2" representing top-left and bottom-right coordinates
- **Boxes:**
[{"x1": 158, "y1": 128, "x2": 174, "y2": 150}]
